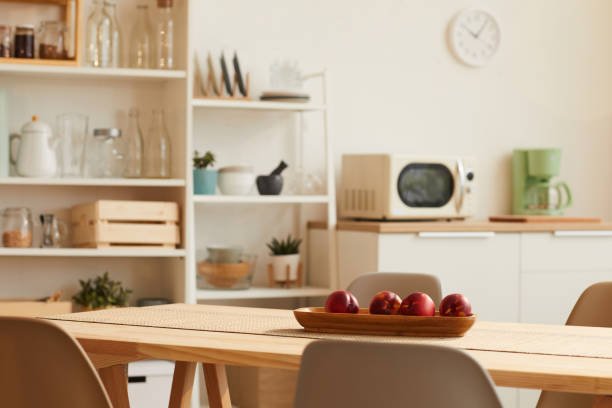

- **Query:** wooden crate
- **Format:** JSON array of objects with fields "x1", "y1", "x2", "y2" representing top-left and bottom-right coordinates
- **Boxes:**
[
  {"x1": 71, "y1": 200, "x2": 180, "y2": 248},
  {"x1": 0, "y1": 300, "x2": 72, "y2": 317},
  {"x1": 0, "y1": 0, "x2": 81, "y2": 66}
]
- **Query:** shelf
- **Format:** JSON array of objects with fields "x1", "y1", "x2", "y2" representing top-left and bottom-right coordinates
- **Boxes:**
[
  {"x1": 193, "y1": 195, "x2": 329, "y2": 204},
  {"x1": 0, "y1": 177, "x2": 185, "y2": 187},
  {"x1": 192, "y1": 99, "x2": 326, "y2": 112},
  {"x1": 196, "y1": 286, "x2": 332, "y2": 300},
  {"x1": 0, "y1": 248, "x2": 187, "y2": 258},
  {"x1": 0, "y1": 64, "x2": 187, "y2": 81}
]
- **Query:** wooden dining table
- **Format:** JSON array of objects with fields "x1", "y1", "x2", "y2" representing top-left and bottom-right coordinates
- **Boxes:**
[{"x1": 46, "y1": 303, "x2": 612, "y2": 408}]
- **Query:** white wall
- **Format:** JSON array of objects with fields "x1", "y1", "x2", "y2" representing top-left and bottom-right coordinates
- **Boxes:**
[{"x1": 193, "y1": 0, "x2": 612, "y2": 219}]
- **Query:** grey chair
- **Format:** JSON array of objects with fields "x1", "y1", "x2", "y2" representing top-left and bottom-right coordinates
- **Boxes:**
[
  {"x1": 537, "y1": 282, "x2": 612, "y2": 408},
  {"x1": 294, "y1": 341, "x2": 502, "y2": 408},
  {"x1": 347, "y1": 272, "x2": 443, "y2": 305},
  {"x1": 0, "y1": 317, "x2": 112, "y2": 408}
]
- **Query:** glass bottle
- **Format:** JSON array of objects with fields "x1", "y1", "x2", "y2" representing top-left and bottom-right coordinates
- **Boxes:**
[
  {"x1": 129, "y1": 5, "x2": 152, "y2": 68},
  {"x1": 97, "y1": 1, "x2": 113, "y2": 67},
  {"x1": 124, "y1": 108, "x2": 143, "y2": 178},
  {"x1": 155, "y1": 0, "x2": 174, "y2": 69},
  {"x1": 85, "y1": 0, "x2": 103, "y2": 66},
  {"x1": 144, "y1": 109, "x2": 171, "y2": 178},
  {"x1": 104, "y1": 0, "x2": 121, "y2": 67}
]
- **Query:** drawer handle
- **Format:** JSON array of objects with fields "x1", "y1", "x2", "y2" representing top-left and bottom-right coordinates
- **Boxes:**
[
  {"x1": 553, "y1": 230, "x2": 612, "y2": 237},
  {"x1": 418, "y1": 232, "x2": 496, "y2": 239}
]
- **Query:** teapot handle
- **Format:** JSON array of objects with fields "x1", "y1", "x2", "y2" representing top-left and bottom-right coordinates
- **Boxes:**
[
  {"x1": 556, "y1": 182, "x2": 573, "y2": 210},
  {"x1": 9, "y1": 133, "x2": 21, "y2": 166}
]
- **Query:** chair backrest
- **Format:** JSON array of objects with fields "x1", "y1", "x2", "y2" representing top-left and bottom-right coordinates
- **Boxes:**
[
  {"x1": 294, "y1": 341, "x2": 502, "y2": 408},
  {"x1": 347, "y1": 272, "x2": 443, "y2": 305},
  {"x1": 537, "y1": 281, "x2": 612, "y2": 408},
  {"x1": 0, "y1": 317, "x2": 113, "y2": 408}
]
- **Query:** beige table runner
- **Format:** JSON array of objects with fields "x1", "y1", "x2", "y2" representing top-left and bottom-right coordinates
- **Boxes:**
[{"x1": 48, "y1": 304, "x2": 612, "y2": 360}]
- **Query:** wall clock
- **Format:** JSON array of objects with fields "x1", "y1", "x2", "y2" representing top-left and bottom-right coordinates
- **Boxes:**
[{"x1": 448, "y1": 9, "x2": 500, "y2": 67}]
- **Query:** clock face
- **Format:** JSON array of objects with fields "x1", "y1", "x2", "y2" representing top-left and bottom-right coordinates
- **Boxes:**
[{"x1": 449, "y1": 9, "x2": 500, "y2": 67}]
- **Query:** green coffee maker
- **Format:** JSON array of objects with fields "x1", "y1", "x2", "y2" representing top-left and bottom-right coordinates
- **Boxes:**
[{"x1": 512, "y1": 148, "x2": 572, "y2": 215}]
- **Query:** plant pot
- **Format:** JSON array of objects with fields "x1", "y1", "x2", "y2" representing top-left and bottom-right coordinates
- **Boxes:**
[
  {"x1": 270, "y1": 253, "x2": 300, "y2": 282},
  {"x1": 193, "y1": 168, "x2": 218, "y2": 195},
  {"x1": 256, "y1": 175, "x2": 283, "y2": 195}
]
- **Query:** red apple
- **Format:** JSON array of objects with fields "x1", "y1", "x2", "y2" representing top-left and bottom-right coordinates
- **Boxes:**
[
  {"x1": 399, "y1": 292, "x2": 436, "y2": 316},
  {"x1": 325, "y1": 290, "x2": 360, "y2": 314},
  {"x1": 369, "y1": 291, "x2": 402, "y2": 315},
  {"x1": 439, "y1": 293, "x2": 472, "y2": 317}
]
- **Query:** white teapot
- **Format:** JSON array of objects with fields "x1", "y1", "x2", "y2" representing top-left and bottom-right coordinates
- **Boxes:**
[{"x1": 10, "y1": 115, "x2": 58, "y2": 177}]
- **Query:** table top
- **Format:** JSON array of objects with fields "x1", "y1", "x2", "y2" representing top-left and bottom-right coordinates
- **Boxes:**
[{"x1": 48, "y1": 304, "x2": 612, "y2": 395}]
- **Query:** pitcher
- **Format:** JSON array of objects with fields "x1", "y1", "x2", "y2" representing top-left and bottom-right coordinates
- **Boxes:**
[{"x1": 10, "y1": 115, "x2": 57, "y2": 177}]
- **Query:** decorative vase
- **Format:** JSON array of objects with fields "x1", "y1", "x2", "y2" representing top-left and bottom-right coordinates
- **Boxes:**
[
  {"x1": 270, "y1": 253, "x2": 300, "y2": 282},
  {"x1": 194, "y1": 168, "x2": 217, "y2": 195}
]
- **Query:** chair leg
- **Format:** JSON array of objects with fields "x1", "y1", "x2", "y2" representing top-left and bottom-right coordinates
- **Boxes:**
[
  {"x1": 203, "y1": 363, "x2": 232, "y2": 408},
  {"x1": 168, "y1": 362, "x2": 197, "y2": 408},
  {"x1": 98, "y1": 364, "x2": 130, "y2": 408}
]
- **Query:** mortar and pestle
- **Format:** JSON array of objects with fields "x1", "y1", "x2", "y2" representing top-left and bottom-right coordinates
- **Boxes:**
[{"x1": 256, "y1": 161, "x2": 288, "y2": 195}]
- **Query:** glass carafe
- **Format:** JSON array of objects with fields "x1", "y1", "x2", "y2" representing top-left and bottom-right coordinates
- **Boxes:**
[
  {"x1": 57, "y1": 113, "x2": 89, "y2": 177},
  {"x1": 155, "y1": 0, "x2": 174, "y2": 69},
  {"x1": 526, "y1": 181, "x2": 572, "y2": 213},
  {"x1": 40, "y1": 214, "x2": 67, "y2": 248},
  {"x1": 124, "y1": 108, "x2": 143, "y2": 178},
  {"x1": 129, "y1": 5, "x2": 152, "y2": 68},
  {"x1": 144, "y1": 109, "x2": 171, "y2": 178}
]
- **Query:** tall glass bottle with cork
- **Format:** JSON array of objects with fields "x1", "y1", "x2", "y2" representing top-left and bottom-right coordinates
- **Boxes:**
[
  {"x1": 144, "y1": 109, "x2": 171, "y2": 178},
  {"x1": 104, "y1": 0, "x2": 121, "y2": 67},
  {"x1": 155, "y1": 0, "x2": 174, "y2": 69},
  {"x1": 85, "y1": 0, "x2": 103, "y2": 66},
  {"x1": 129, "y1": 5, "x2": 152, "y2": 68}
]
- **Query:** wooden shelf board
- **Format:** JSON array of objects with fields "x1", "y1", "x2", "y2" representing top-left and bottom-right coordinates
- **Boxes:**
[
  {"x1": 0, "y1": 248, "x2": 187, "y2": 258},
  {"x1": 193, "y1": 195, "x2": 329, "y2": 204},
  {"x1": 192, "y1": 98, "x2": 326, "y2": 112},
  {"x1": 0, "y1": 177, "x2": 185, "y2": 187},
  {"x1": 0, "y1": 64, "x2": 187, "y2": 80},
  {"x1": 196, "y1": 286, "x2": 332, "y2": 300}
]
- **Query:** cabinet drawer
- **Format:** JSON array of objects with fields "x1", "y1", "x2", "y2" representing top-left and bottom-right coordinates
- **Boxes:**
[
  {"x1": 378, "y1": 233, "x2": 520, "y2": 322},
  {"x1": 521, "y1": 232, "x2": 612, "y2": 272}
]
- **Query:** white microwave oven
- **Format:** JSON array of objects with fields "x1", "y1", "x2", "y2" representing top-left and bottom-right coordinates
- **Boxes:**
[{"x1": 339, "y1": 154, "x2": 476, "y2": 220}]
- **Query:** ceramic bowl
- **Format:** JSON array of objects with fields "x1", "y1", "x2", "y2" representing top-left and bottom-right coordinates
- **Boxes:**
[
  {"x1": 206, "y1": 245, "x2": 244, "y2": 264},
  {"x1": 218, "y1": 166, "x2": 255, "y2": 195}
]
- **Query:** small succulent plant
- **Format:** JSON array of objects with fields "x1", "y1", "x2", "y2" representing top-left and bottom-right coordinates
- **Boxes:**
[
  {"x1": 266, "y1": 234, "x2": 302, "y2": 255},
  {"x1": 73, "y1": 272, "x2": 132, "y2": 309},
  {"x1": 193, "y1": 150, "x2": 216, "y2": 169}
]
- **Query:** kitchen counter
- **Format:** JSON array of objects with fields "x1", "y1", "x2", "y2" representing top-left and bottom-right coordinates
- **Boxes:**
[{"x1": 308, "y1": 220, "x2": 612, "y2": 233}]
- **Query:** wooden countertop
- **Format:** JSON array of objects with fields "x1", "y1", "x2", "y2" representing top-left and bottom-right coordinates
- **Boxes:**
[{"x1": 308, "y1": 220, "x2": 612, "y2": 233}]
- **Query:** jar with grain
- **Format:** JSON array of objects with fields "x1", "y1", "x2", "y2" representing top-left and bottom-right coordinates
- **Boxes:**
[{"x1": 2, "y1": 207, "x2": 33, "y2": 248}]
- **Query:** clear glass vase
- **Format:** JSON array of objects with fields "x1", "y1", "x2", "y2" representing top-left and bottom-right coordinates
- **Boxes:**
[
  {"x1": 129, "y1": 5, "x2": 152, "y2": 69},
  {"x1": 104, "y1": 0, "x2": 121, "y2": 67},
  {"x1": 155, "y1": 0, "x2": 174, "y2": 69},
  {"x1": 85, "y1": 0, "x2": 103, "y2": 66},
  {"x1": 144, "y1": 109, "x2": 171, "y2": 178},
  {"x1": 124, "y1": 108, "x2": 143, "y2": 178}
]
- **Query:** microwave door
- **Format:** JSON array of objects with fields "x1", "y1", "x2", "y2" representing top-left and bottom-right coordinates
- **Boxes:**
[
  {"x1": 397, "y1": 163, "x2": 454, "y2": 209},
  {"x1": 455, "y1": 159, "x2": 466, "y2": 213}
]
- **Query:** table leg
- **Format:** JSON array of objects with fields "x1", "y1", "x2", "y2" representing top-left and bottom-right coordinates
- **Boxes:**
[
  {"x1": 202, "y1": 363, "x2": 232, "y2": 408},
  {"x1": 168, "y1": 362, "x2": 197, "y2": 408},
  {"x1": 594, "y1": 396, "x2": 612, "y2": 408},
  {"x1": 98, "y1": 364, "x2": 130, "y2": 408}
]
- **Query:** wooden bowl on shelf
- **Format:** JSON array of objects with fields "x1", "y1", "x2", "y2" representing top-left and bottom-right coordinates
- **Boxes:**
[{"x1": 197, "y1": 260, "x2": 254, "y2": 289}]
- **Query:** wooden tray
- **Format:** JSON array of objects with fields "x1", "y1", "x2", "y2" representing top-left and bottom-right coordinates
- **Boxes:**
[{"x1": 293, "y1": 307, "x2": 476, "y2": 337}]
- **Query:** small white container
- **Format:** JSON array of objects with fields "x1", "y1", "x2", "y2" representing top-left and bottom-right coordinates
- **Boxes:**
[
  {"x1": 271, "y1": 253, "x2": 300, "y2": 281},
  {"x1": 217, "y1": 165, "x2": 255, "y2": 195},
  {"x1": 128, "y1": 360, "x2": 174, "y2": 408}
]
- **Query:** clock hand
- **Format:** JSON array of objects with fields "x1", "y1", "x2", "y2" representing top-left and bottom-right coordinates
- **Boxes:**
[
  {"x1": 460, "y1": 23, "x2": 477, "y2": 38},
  {"x1": 475, "y1": 20, "x2": 488, "y2": 38}
]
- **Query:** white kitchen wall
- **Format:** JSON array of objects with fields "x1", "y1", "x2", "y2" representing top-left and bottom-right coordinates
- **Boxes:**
[{"x1": 193, "y1": 0, "x2": 612, "y2": 219}]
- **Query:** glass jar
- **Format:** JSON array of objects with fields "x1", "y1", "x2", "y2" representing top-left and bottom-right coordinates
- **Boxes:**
[
  {"x1": 38, "y1": 21, "x2": 67, "y2": 59},
  {"x1": 14, "y1": 25, "x2": 35, "y2": 59},
  {"x1": 0, "y1": 25, "x2": 12, "y2": 58},
  {"x1": 155, "y1": 0, "x2": 174, "y2": 69},
  {"x1": 129, "y1": 5, "x2": 152, "y2": 68},
  {"x1": 86, "y1": 128, "x2": 124, "y2": 177},
  {"x1": 2, "y1": 208, "x2": 33, "y2": 248}
]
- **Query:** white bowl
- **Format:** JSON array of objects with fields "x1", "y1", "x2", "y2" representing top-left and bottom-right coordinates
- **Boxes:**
[{"x1": 218, "y1": 166, "x2": 255, "y2": 195}]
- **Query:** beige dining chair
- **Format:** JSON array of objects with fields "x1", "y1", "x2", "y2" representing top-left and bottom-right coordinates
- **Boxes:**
[
  {"x1": 294, "y1": 340, "x2": 502, "y2": 408},
  {"x1": 537, "y1": 281, "x2": 612, "y2": 408},
  {"x1": 0, "y1": 316, "x2": 113, "y2": 408},
  {"x1": 347, "y1": 272, "x2": 443, "y2": 305}
]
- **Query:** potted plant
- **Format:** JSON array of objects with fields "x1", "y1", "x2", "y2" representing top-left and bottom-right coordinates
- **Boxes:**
[
  {"x1": 267, "y1": 234, "x2": 302, "y2": 283},
  {"x1": 193, "y1": 150, "x2": 217, "y2": 195},
  {"x1": 72, "y1": 272, "x2": 132, "y2": 311}
]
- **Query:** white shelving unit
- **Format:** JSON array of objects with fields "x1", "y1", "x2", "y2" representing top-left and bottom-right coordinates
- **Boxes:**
[
  {"x1": 0, "y1": 248, "x2": 186, "y2": 258},
  {"x1": 0, "y1": 64, "x2": 186, "y2": 81},
  {"x1": 0, "y1": 177, "x2": 185, "y2": 187},
  {"x1": 192, "y1": 98, "x2": 325, "y2": 112},
  {"x1": 196, "y1": 286, "x2": 331, "y2": 301},
  {"x1": 193, "y1": 195, "x2": 329, "y2": 204}
]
